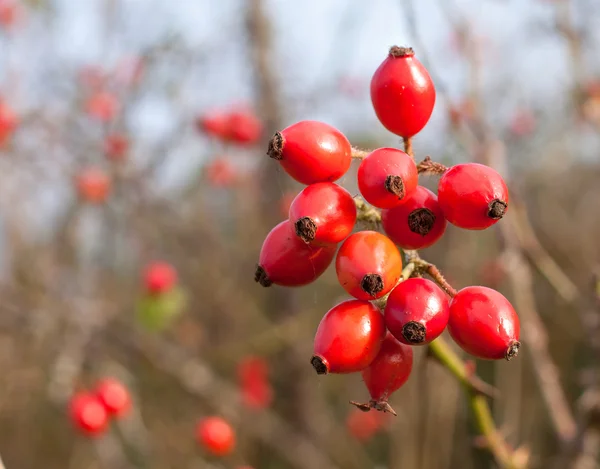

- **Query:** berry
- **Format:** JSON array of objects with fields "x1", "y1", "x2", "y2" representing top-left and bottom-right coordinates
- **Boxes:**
[
  {"x1": 381, "y1": 186, "x2": 446, "y2": 250},
  {"x1": 447, "y1": 286, "x2": 520, "y2": 360},
  {"x1": 289, "y1": 182, "x2": 356, "y2": 245},
  {"x1": 267, "y1": 120, "x2": 352, "y2": 185},
  {"x1": 370, "y1": 46, "x2": 436, "y2": 138},
  {"x1": 237, "y1": 356, "x2": 269, "y2": 384},
  {"x1": 335, "y1": 231, "x2": 402, "y2": 300},
  {"x1": 437, "y1": 163, "x2": 509, "y2": 230},
  {"x1": 350, "y1": 332, "x2": 413, "y2": 415},
  {"x1": 346, "y1": 408, "x2": 389, "y2": 441},
  {"x1": 196, "y1": 111, "x2": 230, "y2": 140},
  {"x1": 206, "y1": 158, "x2": 237, "y2": 187},
  {"x1": 311, "y1": 299, "x2": 386, "y2": 375},
  {"x1": 69, "y1": 392, "x2": 109, "y2": 437},
  {"x1": 76, "y1": 168, "x2": 111, "y2": 204},
  {"x1": 241, "y1": 380, "x2": 273, "y2": 410},
  {"x1": 104, "y1": 133, "x2": 129, "y2": 161},
  {"x1": 255, "y1": 221, "x2": 336, "y2": 288},
  {"x1": 384, "y1": 278, "x2": 449, "y2": 345},
  {"x1": 0, "y1": 101, "x2": 18, "y2": 145},
  {"x1": 85, "y1": 91, "x2": 119, "y2": 122},
  {"x1": 0, "y1": 0, "x2": 19, "y2": 29},
  {"x1": 196, "y1": 417, "x2": 236, "y2": 456},
  {"x1": 357, "y1": 148, "x2": 418, "y2": 209},
  {"x1": 144, "y1": 261, "x2": 177, "y2": 295},
  {"x1": 227, "y1": 109, "x2": 263, "y2": 145},
  {"x1": 95, "y1": 378, "x2": 132, "y2": 418}
]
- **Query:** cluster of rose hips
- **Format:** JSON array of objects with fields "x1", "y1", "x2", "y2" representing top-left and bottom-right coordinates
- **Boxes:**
[
  {"x1": 255, "y1": 45, "x2": 520, "y2": 414},
  {"x1": 69, "y1": 378, "x2": 131, "y2": 437}
]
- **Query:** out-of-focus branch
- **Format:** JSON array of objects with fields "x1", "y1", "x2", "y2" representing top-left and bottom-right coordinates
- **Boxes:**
[{"x1": 120, "y1": 330, "x2": 342, "y2": 469}]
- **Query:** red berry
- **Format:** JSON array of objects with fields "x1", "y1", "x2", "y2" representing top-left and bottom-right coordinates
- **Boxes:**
[
  {"x1": 95, "y1": 378, "x2": 132, "y2": 418},
  {"x1": 447, "y1": 286, "x2": 520, "y2": 360},
  {"x1": 335, "y1": 231, "x2": 402, "y2": 300},
  {"x1": 144, "y1": 261, "x2": 177, "y2": 294},
  {"x1": 227, "y1": 109, "x2": 263, "y2": 145},
  {"x1": 311, "y1": 299, "x2": 386, "y2": 375},
  {"x1": 0, "y1": 101, "x2": 18, "y2": 145},
  {"x1": 104, "y1": 133, "x2": 129, "y2": 161},
  {"x1": 346, "y1": 408, "x2": 389, "y2": 441},
  {"x1": 350, "y1": 332, "x2": 413, "y2": 415},
  {"x1": 437, "y1": 163, "x2": 509, "y2": 230},
  {"x1": 381, "y1": 186, "x2": 446, "y2": 250},
  {"x1": 86, "y1": 91, "x2": 119, "y2": 122},
  {"x1": 237, "y1": 356, "x2": 269, "y2": 384},
  {"x1": 357, "y1": 148, "x2": 418, "y2": 209},
  {"x1": 196, "y1": 417, "x2": 236, "y2": 456},
  {"x1": 384, "y1": 278, "x2": 449, "y2": 345},
  {"x1": 289, "y1": 182, "x2": 356, "y2": 245},
  {"x1": 69, "y1": 392, "x2": 109, "y2": 437},
  {"x1": 196, "y1": 112, "x2": 230, "y2": 140},
  {"x1": 76, "y1": 168, "x2": 111, "y2": 204},
  {"x1": 0, "y1": 0, "x2": 19, "y2": 29},
  {"x1": 241, "y1": 380, "x2": 273, "y2": 410},
  {"x1": 206, "y1": 158, "x2": 237, "y2": 187},
  {"x1": 370, "y1": 46, "x2": 436, "y2": 138},
  {"x1": 267, "y1": 120, "x2": 352, "y2": 185},
  {"x1": 255, "y1": 221, "x2": 336, "y2": 288}
]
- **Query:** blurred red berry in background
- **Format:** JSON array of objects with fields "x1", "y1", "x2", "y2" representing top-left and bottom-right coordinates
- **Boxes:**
[
  {"x1": 196, "y1": 416, "x2": 236, "y2": 456},
  {"x1": 227, "y1": 108, "x2": 263, "y2": 145},
  {"x1": 76, "y1": 168, "x2": 111, "y2": 204},
  {"x1": 196, "y1": 111, "x2": 230, "y2": 140},
  {"x1": 143, "y1": 261, "x2": 178, "y2": 295},
  {"x1": 0, "y1": 100, "x2": 18, "y2": 146},
  {"x1": 86, "y1": 91, "x2": 120, "y2": 122},
  {"x1": 0, "y1": 0, "x2": 21, "y2": 30},
  {"x1": 346, "y1": 407, "x2": 390, "y2": 442},
  {"x1": 104, "y1": 133, "x2": 129, "y2": 162},
  {"x1": 206, "y1": 158, "x2": 237, "y2": 187},
  {"x1": 69, "y1": 392, "x2": 109, "y2": 437},
  {"x1": 95, "y1": 378, "x2": 132, "y2": 418}
]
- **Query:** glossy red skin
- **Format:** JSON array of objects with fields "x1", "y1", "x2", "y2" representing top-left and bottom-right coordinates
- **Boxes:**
[
  {"x1": 196, "y1": 417, "x2": 236, "y2": 456},
  {"x1": 313, "y1": 299, "x2": 386, "y2": 374},
  {"x1": 228, "y1": 110, "x2": 263, "y2": 145},
  {"x1": 336, "y1": 231, "x2": 402, "y2": 300},
  {"x1": 76, "y1": 168, "x2": 111, "y2": 204},
  {"x1": 258, "y1": 221, "x2": 336, "y2": 287},
  {"x1": 448, "y1": 286, "x2": 520, "y2": 360},
  {"x1": 384, "y1": 278, "x2": 449, "y2": 345},
  {"x1": 361, "y1": 332, "x2": 413, "y2": 401},
  {"x1": 289, "y1": 182, "x2": 357, "y2": 245},
  {"x1": 104, "y1": 134, "x2": 129, "y2": 161},
  {"x1": 277, "y1": 120, "x2": 352, "y2": 185},
  {"x1": 370, "y1": 50, "x2": 436, "y2": 138},
  {"x1": 381, "y1": 186, "x2": 446, "y2": 250},
  {"x1": 144, "y1": 261, "x2": 177, "y2": 294},
  {"x1": 357, "y1": 148, "x2": 418, "y2": 209},
  {"x1": 438, "y1": 163, "x2": 509, "y2": 230},
  {"x1": 95, "y1": 378, "x2": 132, "y2": 417},
  {"x1": 69, "y1": 392, "x2": 109, "y2": 437}
]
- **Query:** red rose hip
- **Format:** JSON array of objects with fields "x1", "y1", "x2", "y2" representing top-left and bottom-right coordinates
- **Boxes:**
[
  {"x1": 381, "y1": 186, "x2": 446, "y2": 250},
  {"x1": 447, "y1": 286, "x2": 520, "y2": 360},
  {"x1": 312, "y1": 299, "x2": 386, "y2": 375},
  {"x1": 267, "y1": 120, "x2": 352, "y2": 184},
  {"x1": 357, "y1": 148, "x2": 418, "y2": 209},
  {"x1": 196, "y1": 416, "x2": 236, "y2": 456},
  {"x1": 336, "y1": 231, "x2": 403, "y2": 300},
  {"x1": 437, "y1": 163, "x2": 509, "y2": 230},
  {"x1": 144, "y1": 261, "x2": 177, "y2": 295},
  {"x1": 69, "y1": 392, "x2": 109, "y2": 437},
  {"x1": 289, "y1": 182, "x2": 356, "y2": 245},
  {"x1": 371, "y1": 46, "x2": 436, "y2": 138},
  {"x1": 384, "y1": 278, "x2": 449, "y2": 345},
  {"x1": 255, "y1": 221, "x2": 336, "y2": 287},
  {"x1": 95, "y1": 378, "x2": 132, "y2": 418},
  {"x1": 350, "y1": 332, "x2": 413, "y2": 415}
]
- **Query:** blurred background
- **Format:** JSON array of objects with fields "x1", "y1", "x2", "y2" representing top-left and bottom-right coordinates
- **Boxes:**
[{"x1": 0, "y1": 0, "x2": 599, "y2": 468}]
